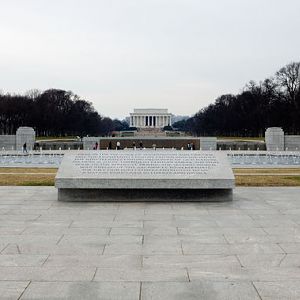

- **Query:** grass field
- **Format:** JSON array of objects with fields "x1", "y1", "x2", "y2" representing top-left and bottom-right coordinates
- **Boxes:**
[{"x1": 0, "y1": 167, "x2": 300, "y2": 187}]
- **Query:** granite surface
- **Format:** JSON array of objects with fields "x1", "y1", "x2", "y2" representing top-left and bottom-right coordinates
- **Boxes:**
[
  {"x1": 0, "y1": 186, "x2": 300, "y2": 299},
  {"x1": 55, "y1": 150, "x2": 235, "y2": 201}
]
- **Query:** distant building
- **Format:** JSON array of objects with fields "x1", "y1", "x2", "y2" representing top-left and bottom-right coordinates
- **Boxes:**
[{"x1": 129, "y1": 109, "x2": 172, "y2": 129}]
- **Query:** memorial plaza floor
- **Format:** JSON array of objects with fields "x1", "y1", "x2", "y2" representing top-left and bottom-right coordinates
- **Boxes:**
[{"x1": 0, "y1": 187, "x2": 300, "y2": 299}]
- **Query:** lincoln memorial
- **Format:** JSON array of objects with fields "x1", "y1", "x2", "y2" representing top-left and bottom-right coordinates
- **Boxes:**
[{"x1": 129, "y1": 109, "x2": 172, "y2": 129}]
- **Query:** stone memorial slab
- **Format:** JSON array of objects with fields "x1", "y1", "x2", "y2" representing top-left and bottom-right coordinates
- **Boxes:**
[{"x1": 55, "y1": 151, "x2": 235, "y2": 201}]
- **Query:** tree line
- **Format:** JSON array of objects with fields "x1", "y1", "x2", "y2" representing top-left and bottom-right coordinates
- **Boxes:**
[
  {"x1": 1, "y1": 62, "x2": 299, "y2": 138},
  {"x1": 174, "y1": 62, "x2": 300, "y2": 137},
  {"x1": 0, "y1": 89, "x2": 128, "y2": 137}
]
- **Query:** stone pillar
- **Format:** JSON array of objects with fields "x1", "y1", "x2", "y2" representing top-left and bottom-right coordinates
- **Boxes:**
[
  {"x1": 16, "y1": 127, "x2": 35, "y2": 151},
  {"x1": 265, "y1": 127, "x2": 284, "y2": 151}
]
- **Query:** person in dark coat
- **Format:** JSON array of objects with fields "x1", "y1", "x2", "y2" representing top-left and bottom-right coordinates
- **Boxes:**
[{"x1": 23, "y1": 143, "x2": 27, "y2": 153}]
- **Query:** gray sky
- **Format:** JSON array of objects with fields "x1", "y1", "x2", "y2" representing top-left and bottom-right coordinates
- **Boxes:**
[{"x1": 1, "y1": 0, "x2": 299, "y2": 119}]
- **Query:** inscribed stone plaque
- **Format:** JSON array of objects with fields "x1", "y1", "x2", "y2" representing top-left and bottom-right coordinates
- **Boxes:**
[{"x1": 55, "y1": 150, "x2": 235, "y2": 191}]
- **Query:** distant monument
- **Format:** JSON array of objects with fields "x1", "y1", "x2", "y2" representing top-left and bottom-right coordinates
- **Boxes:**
[{"x1": 129, "y1": 109, "x2": 172, "y2": 129}]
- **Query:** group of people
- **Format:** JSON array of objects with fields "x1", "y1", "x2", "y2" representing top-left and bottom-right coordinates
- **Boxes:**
[
  {"x1": 187, "y1": 143, "x2": 196, "y2": 150},
  {"x1": 93, "y1": 141, "x2": 143, "y2": 150}
]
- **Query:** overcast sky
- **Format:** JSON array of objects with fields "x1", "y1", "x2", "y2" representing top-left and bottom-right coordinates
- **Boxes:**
[{"x1": 0, "y1": 0, "x2": 299, "y2": 119}]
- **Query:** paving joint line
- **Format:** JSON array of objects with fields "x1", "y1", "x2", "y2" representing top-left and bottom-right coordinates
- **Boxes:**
[
  {"x1": 222, "y1": 233, "x2": 230, "y2": 245},
  {"x1": 180, "y1": 241, "x2": 184, "y2": 255},
  {"x1": 251, "y1": 281, "x2": 263, "y2": 300},
  {"x1": 186, "y1": 268, "x2": 191, "y2": 282},
  {"x1": 139, "y1": 282, "x2": 142, "y2": 300},
  {"x1": 140, "y1": 255, "x2": 143, "y2": 268},
  {"x1": 56, "y1": 234, "x2": 64, "y2": 245},
  {"x1": 17, "y1": 280, "x2": 31, "y2": 300},
  {"x1": 91, "y1": 267, "x2": 98, "y2": 281},
  {"x1": 68, "y1": 220, "x2": 74, "y2": 228},
  {"x1": 41, "y1": 254, "x2": 51, "y2": 266},
  {"x1": 235, "y1": 254, "x2": 244, "y2": 268},
  {"x1": 0, "y1": 243, "x2": 10, "y2": 254},
  {"x1": 101, "y1": 244, "x2": 106, "y2": 255},
  {"x1": 278, "y1": 253, "x2": 287, "y2": 266},
  {"x1": 276, "y1": 243, "x2": 287, "y2": 254}
]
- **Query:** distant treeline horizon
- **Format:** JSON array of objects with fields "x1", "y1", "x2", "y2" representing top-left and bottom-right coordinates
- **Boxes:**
[
  {"x1": 0, "y1": 89, "x2": 129, "y2": 137},
  {"x1": 1, "y1": 62, "x2": 299, "y2": 137},
  {"x1": 174, "y1": 62, "x2": 300, "y2": 136}
]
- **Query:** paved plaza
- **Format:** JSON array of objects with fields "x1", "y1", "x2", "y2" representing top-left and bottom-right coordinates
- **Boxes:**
[{"x1": 0, "y1": 187, "x2": 300, "y2": 299}]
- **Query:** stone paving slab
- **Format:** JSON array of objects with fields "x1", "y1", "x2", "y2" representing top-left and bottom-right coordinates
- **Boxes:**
[
  {"x1": 141, "y1": 281, "x2": 261, "y2": 300},
  {"x1": 0, "y1": 281, "x2": 29, "y2": 300},
  {"x1": 0, "y1": 186, "x2": 300, "y2": 299},
  {"x1": 20, "y1": 282, "x2": 140, "y2": 300}
]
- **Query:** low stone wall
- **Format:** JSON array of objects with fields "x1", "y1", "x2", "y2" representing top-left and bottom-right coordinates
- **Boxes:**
[
  {"x1": 217, "y1": 141, "x2": 266, "y2": 151},
  {"x1": 200, "y1": 137, "x2": 217, "y2": 150},
  {"x1": 265, "y1": 128, "x2": 300, "y2": 151},
  {"x1": 0, "y1": 135, "x2": 16, "y2": 150},
  {"x1": 35, "y1": 141, "x2": 83, "y2": 150},
  {"x1": 98, "y1": 137, "x2": 201, "y2": 150},
  {"x1": 0, "y1": 127, "x2": 35, "y2": 151},
  {"x1": 284, "y1": 136, "x2": 300, "y2": 151},
  {"x1": 82, "y1": 137, "x2": 99, "y2": 150}
]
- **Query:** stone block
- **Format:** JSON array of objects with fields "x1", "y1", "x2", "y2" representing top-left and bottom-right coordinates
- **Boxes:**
[
  {"x1": 16, "y1": 127, "x2": 35, "y2": 151},
  {"x1": 265, "y1": 127, "x2": 284, "y2": 151},
  {"x1": 55, "y1": 151, "x2": 235, "y2": 202}
]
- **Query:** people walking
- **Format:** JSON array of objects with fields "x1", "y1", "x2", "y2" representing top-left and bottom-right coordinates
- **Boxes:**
[
  {"x1": 23, "y1": 143, "x2": 27, "y2": 153},
  {"x1": 93, "y1": 142, "x2": 98, "y2": 150}
]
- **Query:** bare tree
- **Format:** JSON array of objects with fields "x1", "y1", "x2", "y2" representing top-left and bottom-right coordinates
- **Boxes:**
[{"x1": 276, "y1": 62, "x2": 300, "y2": 107}]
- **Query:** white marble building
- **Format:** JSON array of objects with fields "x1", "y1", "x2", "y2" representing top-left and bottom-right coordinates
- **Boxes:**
[{"x1": 129, "y1": 109, "x2": 172, "y2": 128}]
